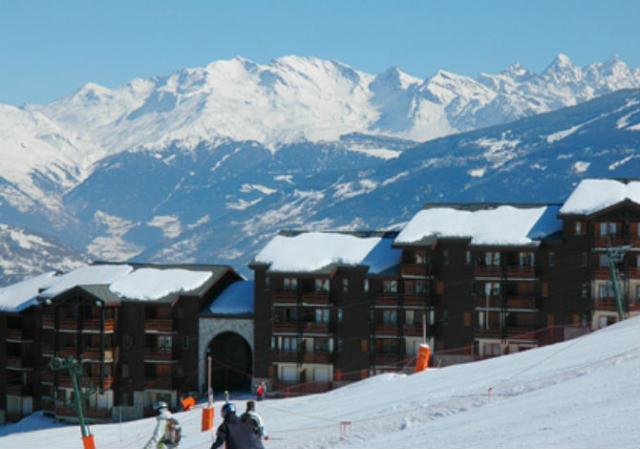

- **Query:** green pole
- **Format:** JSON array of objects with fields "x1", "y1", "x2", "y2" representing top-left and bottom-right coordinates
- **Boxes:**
[
  {"x1": 607, "y1": 249, "x2": 626, "y2": 321},
  {"x1": 70, "y1": 365, "x2": 90, "y2": 438}
]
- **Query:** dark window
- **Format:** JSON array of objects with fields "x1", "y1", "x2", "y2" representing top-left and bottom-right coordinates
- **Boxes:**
[
  {"x1": 265, "y1": 277, "x2": 271, "y2": 290},
  {"x1": 363, "y1": 279, "x2": 370, "y2": 293},
  {"x1": 443, "y1": 249, "x2": 450, "y2": 265},
  {"x1": 548, "y1": 252, "x2": 555, "y2": 267},
  {"x1": 465, "y1": 251, "x2": 471, "y2": 265},
  {"x1": 342, "y1": 278, "x2": 349, "y2": 293}
]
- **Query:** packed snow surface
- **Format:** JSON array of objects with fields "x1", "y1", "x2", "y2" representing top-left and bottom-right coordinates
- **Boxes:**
[
  {"x1": 254, "y1": 232, "x2": 398, "y2": 272},
  {"x1": 208, "y1": 280, "x2": 254, "y2": 315},
  {"x1": 0, "y1": 271, "x2": 57, "y2": 312},
  {"x1": 2, "y1": 316, "x2": 640, "y2": 448},
  {"x1": 396, "y1": 205, "x2": 561, "y2": 245},
  {"x1": 559, "y1": 178, "x2": 640, "y2": 215},
  {"x1": 39, "y1": 264, "x2": 133, "y2": 298},
  {"x1": 109, "y1": 268, "x2": 212, "y2": 300}
]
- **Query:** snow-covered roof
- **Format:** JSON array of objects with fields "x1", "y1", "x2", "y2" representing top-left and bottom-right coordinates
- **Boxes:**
[
  {"x1": 395, "y1": 205, "x2": 561, "y2": 246},
  {"x1": 559, "y1": 179, "x2": 640, "y2": 216},
  {"x1": 40, "y1": 264, "x2": 133, "y2": 298},
  {"x1": 0, "y1": 272, "x2": 58, "y2": 313},
  {"x1": 253, "y1": 232, "x2": 401, "y2": 273},
  {"x1": 109, "y1": 268, "x2": 213, "y2": 301},
  {"x1": 207, "y1": 280, "x2": 254, "y2": 316}
]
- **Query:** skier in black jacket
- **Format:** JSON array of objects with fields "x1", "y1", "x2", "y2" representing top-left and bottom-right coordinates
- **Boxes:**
[{"x1": 211, "y1": 402, "x2": 265, "y2": 449}]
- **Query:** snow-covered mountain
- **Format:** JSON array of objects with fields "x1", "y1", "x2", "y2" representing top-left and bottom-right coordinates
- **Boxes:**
[
  {"x1": 2, "y1": 314, "x2": 640, "y2": 448},
  {"x1": 30, "y1": 53, "x2": 640, "y2": 150},
  {"x1": 0, "y1": 223, "x2": 85, "y2": 286},
  {"x1": 1, "y1": 54, "x2": 640, "y2": 282}
]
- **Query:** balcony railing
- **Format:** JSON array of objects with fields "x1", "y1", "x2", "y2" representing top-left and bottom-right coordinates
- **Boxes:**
[
  {"x1": 475, "y1": 327, "x2": 502, "y2": 338},
  {"x1": 272, "y1": 322, "x2": 298, "y2": 333},
  {"x1": 55, "y1": 405, "x2": 111, "y2": 420},
  {"x1": 595, "y1": 298, "x2": 617, "y2": 310},
  {"x1": 506, "y1": 266, "x2": 535, "y2": 278},
  {"x1": 403, "y1": 295, "x2": 428, "y2": 307},
  {"x1": 6, "y1": 357, "x2": 29, "y2": 370},
  {"x1": 144, "y1": 349, "x2": 174, "y2": 362},
  {"x1": 302, "y1": 322, "x2": 331, "y2": 334},
  {"x1": 374, "y1": 295, "x2": 398, "y2": 306},
  {"x1": 593, "y1": 267, "x2": 611, "y2": 280},
  {"x1": 626, "y1": 267, "x2": 640, "y2": 278},
  {"x1": 473, "y1": 266, "x2": 501, "y2": 277},
  {"x1": 595, "y1": 236, "x2": 627, "y2": 248},
  {"x1": 475, "y1": 296, "x2": 501, "y2": 308},
  {"x1": 506, "y1": 296, "x2": 537, "y2": 309},
  {"x1": 400, "y1": 263, "x2": 430, "y2": 277},
  {"x1": 301, "y1": 291, "x2": 330, "y2": 304},
  {"x1": 42, "y1": 316, "x2": 54, "y2": 328},
  {"x1": 145, "y1": 377, "x2": 173, "y2": 390},
  {"x1": 302, "y1": 352, "x2": 332, "y2": 364},
  {"x1": 403, "y1": 324, "x2": 424, "y2": 337},
  {"x1": 56, "y1": 375, "x2": 114, "y2": 389},
  {"x1": 374, "y1": 353, "x2": 402, "y2": 366},
  {"x1": 272, "y1": 291, "x2": 297, "y2": 304},
  {"x1": 272, "y1": 351, "x2": 299, "y2": 363},
  {"x1": 145, "y1": 319, "x2": 173, "y2": 333},
  {"x1": 374, "y1": 324, "x2": 400, "y2": 336},
  {"x1": 505, "y1": 326, "x2": 539, "y2": 340}
]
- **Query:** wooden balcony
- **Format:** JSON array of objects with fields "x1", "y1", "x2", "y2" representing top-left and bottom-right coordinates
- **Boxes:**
[
  {"x1": 506, "y1": 296, "x2": 537, "y2": 309},
  {"x1": 145, "y1": 377, "x2": 174, "y2": 390},
  {"x1": 144, "y1": 349, "x2": 174, "y2": 362},
  {"x1": 475, "y1": 327, "x2": 502, "y2": 338},
  {"x1": 302, "y1": 322, "x2": 331, "y2": 334},
  {"x1": 403, "y1": 324, "x2": 424, "y2": 337},
  {"x1": 473, "y1": 266, "x2": 501, "y2": 277},
  {"x1": 593, "y1": 267, "x2": 611, "y2": 280},
  {"x1": 56, "y1": 375, "x2": 114, "y2": 390},
  {"x1": 272, "y1": 291, "x2": 298, "y2": 304},
  {"x1": 626, "y1": 267, "x2": 640, "y2": 278},
  {"x1": 6, "y1": 357, "x2": 29, "y2": 370},
  {"x1": 55, "y1": 405, "x2": 111, "y2": 420},
  {"x1": 506, "y1": 266, "x2": 535, "y2": 278},
  {"x1": 374, "y1": 324, "x2": 400, "y2": 336},
  {"x1": 475, "y1": 296, "x2": 501, "y2": 308},
  {"x1": 42, "y1": 316, "x2": 54, "y2": 329},
  {"x1": 273, "y1": 381, "x2": 332, "y2": 395},
  {"x1": 84, "y1": 318, "x2": 115, "y2": 332},
  {"x1": 594, "y1": 298, "x2": 617, "y2": 311},
  {"x1": 144, "y1": 319, "x2": 174, "y2": 333},
  {"x1": 272, "y1": 351, "x2": 299, "y2": 363},
  {"x1": 272, "y1": 322, "x2": 298, "y2": 333},
  {"x1": 58, "y1": 347, "x2": 77, "y2": 358},
  {"x1": 505, "y1": 326, "x2": 539, "y2": 340},
  {"x1": 374, "y1": 353, "x2": 402, "y2": 366},
  {"x1": 302, "y1": 352, "x2": 332, "y2": 364},
  {"x1": 82, "y1": 348, "x2": 114, "y2": 360},
  {"x1": 400, "y1": 263, "x2": 430, "y2": 277},
  {"x1": 301, "y1": 291, "x2": 330, "y2": 305},
  {"x1": 403, "y1": 295, "x2": 428, "y2": 307},
  {"x1": 595, "y1": 236, "x2": 627, "y2": 248},
  {"x1": 374, "y1": 294, "x2": 399, "y2": 306},
  {"x1": 6, "y1": 328, "x2": 24, "y2": 341}
]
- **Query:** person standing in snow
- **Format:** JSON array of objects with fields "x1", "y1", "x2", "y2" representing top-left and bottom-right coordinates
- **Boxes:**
[
  {"x1": 241, "y1": 400, "x2": 268, "y2": 440},
  {"x1": 256, "y1": 382, "x2": 266, "y2": 401},
  {"x1": 211, "y1": 402, "x2": 265, "y2": 449},
  {"x1": 144, "y1": 401, "x2": 182, "y2": 449}
]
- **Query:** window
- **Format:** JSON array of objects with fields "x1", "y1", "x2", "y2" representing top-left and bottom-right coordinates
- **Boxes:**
[
  {"x1": 337, "y1": 308, "x2": 343, "y2": 322},
  {"x1": 548, "y1": 252, "x2": 555, "y2": 267},
  {"x1": 484, "y1": 282, "x2": 500, "y2": 297},
  {"x1": 478, "y1": 311, "x2": 485, "y2": 328},
  {"x1": 519, "y1": 252, "x2": 535, "y2": 267},
  {"x1": 599, "y1": 254, "x2": 609, "y2": 267},
  {"x1": 383, "y1": 280, "x2": 398, "y2": 294},
  {"x1": 465, "y1": 251, "x2": 471, "y2": 265},
  {"x1": 405, "y1": 310, "x2": 415, "y2": 325},
  {"x1": 183, "y1": 335, "x2": 191, "y2": 350},
  {"x1": 415, "y1": 280, "x2": 426, "y2": 295},
  {"x1": 581, "y1": 283, "x2": 589, "y2": 299},
  {"x1": 265, "y1": 276, "x2": 271, "y2": 290},
  {"x1": 599, "y1": 222, "x2": 617, "y2": 237},
  {"x1": 575, "y1": 221, "x2": 583, "y2": 235},
  {"x1": 382, "y1": 309, "x2": 398, "y2": 325},
  {"x1": 342, "y1": 278, "x2": 349, "y2": 293},
  {"x1": 270, "y1": 337, "x2": 276, "y2": 351},
  {"x1": 336, "y1": 338, "x2": 343, "y2": 353},
  {"x1": 121, "y1": 363, "x2": 129, "y2": 378},
  {"x1": 315, "y1": 278, "x2": 329, "y2": 292},
  {"x1": 363, "y1": 279, "x2": 370, "y2": 293},
  {"x1": 484, "y1": 251, "x2": 501, "y2": 266},
  {"x1": 315, "y1": 308, "x2": 330, "y2": 323},
  {"x1": 443, "y1": 249, "x2": 450, "y2": 265},
  {"x1": 284, "y1": 278, "x2": 298, "y2": 292},
  {"x1": 159, "y1": 335, "x2": 172, "y2": 353},
  {"x1": 598, "y1": 282, "x2": 614, "y2": 299},
  {"x1": 416, "y1": 252, "x2": 427, "y2": 264}
]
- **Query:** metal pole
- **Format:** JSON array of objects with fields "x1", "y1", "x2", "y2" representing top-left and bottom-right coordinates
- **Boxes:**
[
  {"x1": 422, "y1": 312, "x2": 426, "y2": 344},
  {"x1": 207, "y1": 355, "x2": 213, "y2": 407},
  {"x1": 70, "y1": 366, "x2": 89, "y2": 438}
]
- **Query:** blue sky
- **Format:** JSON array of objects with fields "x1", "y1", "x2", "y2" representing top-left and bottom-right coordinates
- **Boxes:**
[{"x1": 1, "y1": 0, "x2": 638, "y2": 105}]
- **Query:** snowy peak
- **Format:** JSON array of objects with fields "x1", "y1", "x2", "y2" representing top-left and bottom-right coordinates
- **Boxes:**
[{"x1": 542, "y1": 53, "x2": 582, "y2": 83}]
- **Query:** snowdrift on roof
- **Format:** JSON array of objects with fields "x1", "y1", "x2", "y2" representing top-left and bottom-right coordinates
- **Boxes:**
[
  {"x1": 40, "y1": 264, "x2": 133, "y2": 298},
  {"x1": 254, "y1": 232, "x2": 400, "y2": 273},
  {"x1": 109, "y1": 268, "x2": 212, "y2": 300},
  {"x1": 0, "y1": 272, "x2": 57, "y2": 312},
  {"x1": 395, "y1": 205, "x2": 561, "y2": 246},
  {"x1": 559, "y1": 179, "x2": 640, "y2": 215}
]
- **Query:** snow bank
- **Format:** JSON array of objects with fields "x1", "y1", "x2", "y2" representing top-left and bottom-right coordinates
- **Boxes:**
[
  {"x1": 109, "y1": 268, "x2": 212, "y2": 300},
  {"x1": 208, "y1": 280, "x2": 254, "y2": 315},
  {"x1": 40, "y1": 265, "x2": 133, "y2": 298},
  {"x1": 559, "y1": 178, "x2": 640, "y2": 215},
  {"x1": 0, "y1": 272, "x2": 57, "y2": 312},
  {"x1": 254, "y1": 232, "x2": 397, "y2": 272},
  {"x1": 396, "y1": 205, "x2": 561, "y2": 246}
]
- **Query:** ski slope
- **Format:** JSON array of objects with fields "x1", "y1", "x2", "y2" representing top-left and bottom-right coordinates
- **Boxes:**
[{"x1": 2, "y1": 316, "x2": 640, "y2": 449}]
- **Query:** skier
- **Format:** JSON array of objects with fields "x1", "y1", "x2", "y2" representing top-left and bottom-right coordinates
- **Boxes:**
[
  {"x1": 211, "y1": 402, "x2": 265, "y2": 449},
  {"x1": 241, "y1": 400, "x2": 268, "y2": 440},
  {"x1": 256, "y1": 382, "x2": 266, "y2": 401},
  {"x1": 144, "y1": 401, "x2": 182, "y2": 449}
]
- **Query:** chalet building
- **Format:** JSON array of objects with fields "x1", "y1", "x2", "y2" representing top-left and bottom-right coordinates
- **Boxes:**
[
  {"x1": 0, "y1": 262, "x2": 241, "y2": 424},
  {"x1": 558, "y1": 178, "x2": 640, "y2": 330}
]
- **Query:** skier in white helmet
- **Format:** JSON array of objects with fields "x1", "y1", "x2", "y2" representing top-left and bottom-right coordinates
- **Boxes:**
[{"x1": 144, "y1": 401, "x2": 182, "y2": 449}]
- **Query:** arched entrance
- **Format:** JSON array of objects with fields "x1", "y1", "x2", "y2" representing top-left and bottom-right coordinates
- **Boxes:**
[{"x1": 207, "y1": 332, "x2": 252, "y2": 391}]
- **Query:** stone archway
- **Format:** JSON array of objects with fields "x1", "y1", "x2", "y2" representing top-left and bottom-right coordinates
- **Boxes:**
[{"x1": 207, "y1": 332, "x2": 253, "y2": 391}]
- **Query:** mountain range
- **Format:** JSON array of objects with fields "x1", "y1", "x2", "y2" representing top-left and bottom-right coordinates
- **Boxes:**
[{"x1": 1, "y1": 53, "x2": 639, "y2": 283}]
